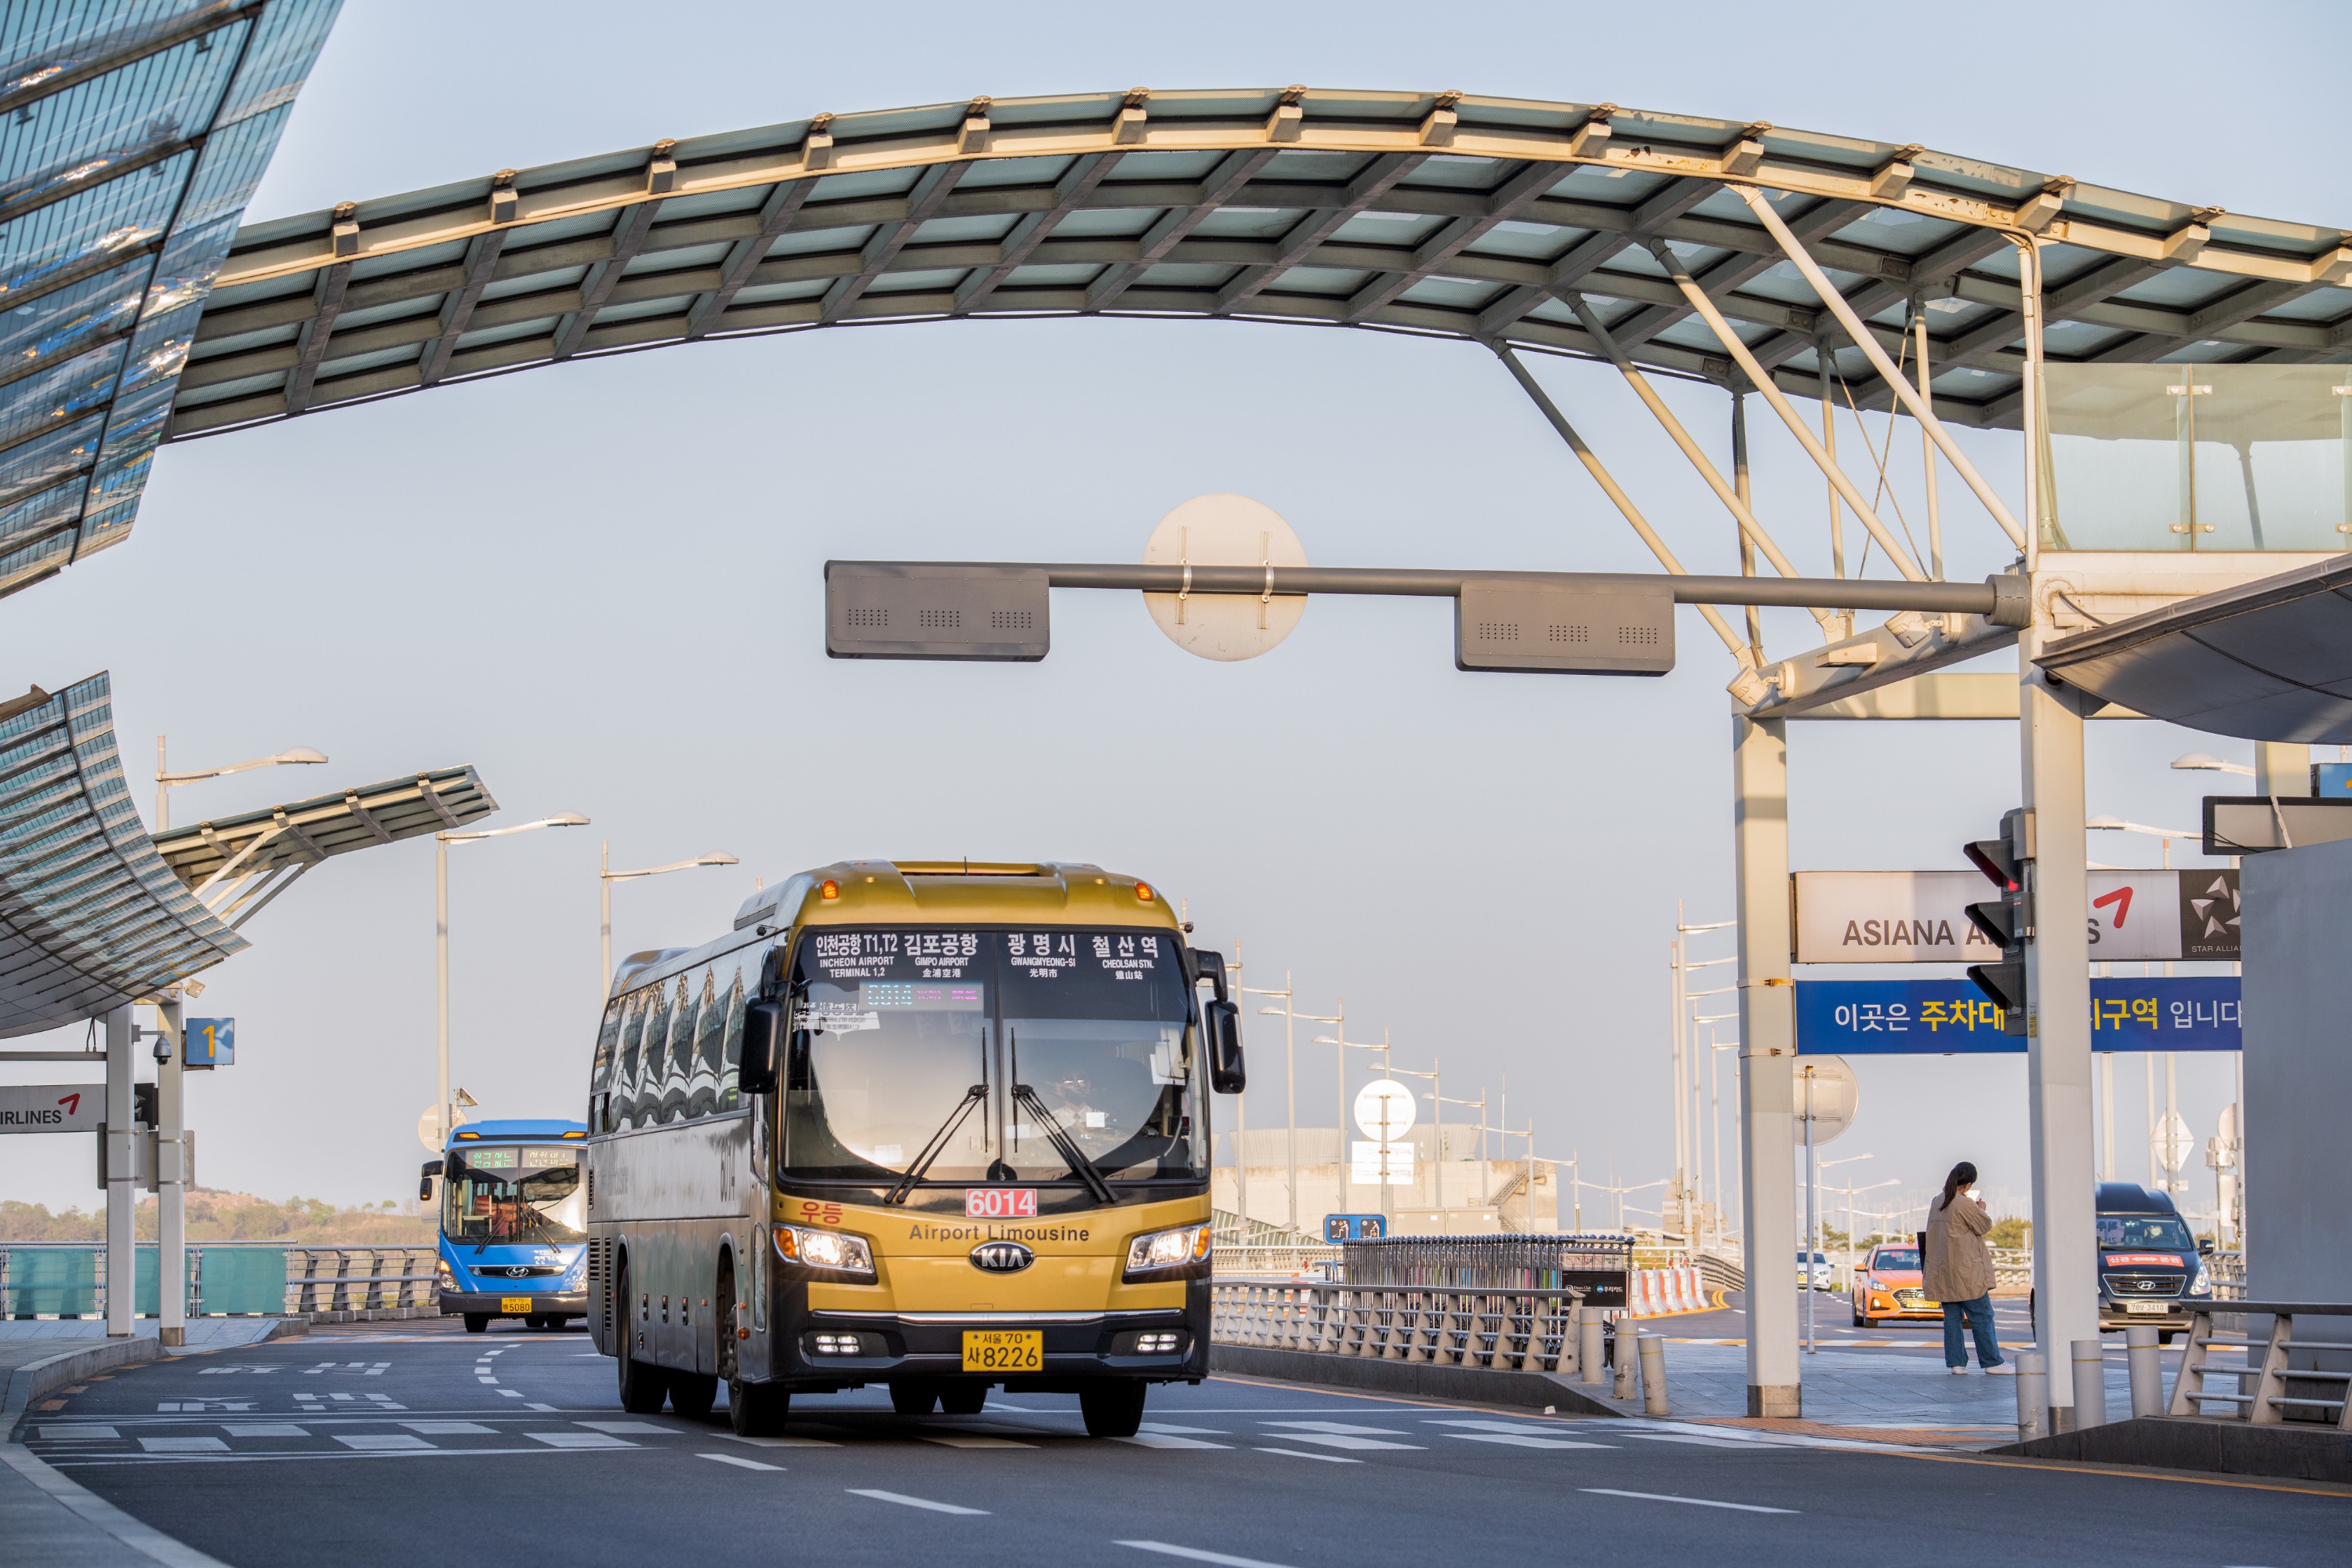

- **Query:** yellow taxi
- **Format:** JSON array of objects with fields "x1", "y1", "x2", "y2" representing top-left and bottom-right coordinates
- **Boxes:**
[{"x1": 1851, "y1": 1242, "x2": 1940, "y2": 1327}]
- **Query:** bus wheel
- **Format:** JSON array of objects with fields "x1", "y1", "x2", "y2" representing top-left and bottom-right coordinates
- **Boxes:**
[
  {"x1": 1079, "y1": 1381, "x2": 1146, "y2": 1438},
  {"x1": 615, "y1": 1261, "x2": 668, "y2": 1414},
  {"x1": 670, "y1": 1373, "x2": 717, "y2": 1419},
  {"x1": 463, "y1": 1314, "x2": 490, "y2": 1334},
  {"x1": 939, "y1": 1383, "x2": 988, "y2": 1416},
  {"x1": 891, "y1": 1381, "x2": 939, "y2": 1415},
  {"x1": 716, "y1": 1254, "x2": 787, "y2": 1437}
]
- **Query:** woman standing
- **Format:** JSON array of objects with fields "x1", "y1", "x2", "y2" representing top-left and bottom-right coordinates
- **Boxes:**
[{"x1": 1923, "y1": 1161, "x2": 2011, "y2": 1375}]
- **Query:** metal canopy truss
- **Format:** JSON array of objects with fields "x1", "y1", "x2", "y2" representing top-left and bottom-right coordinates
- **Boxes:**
[
  {"x1": 151, "y1": 764, "x2": 497, "y2": 927},
  {"x1": 167, "y1": 88, "x2": 2351, "y2": 448},
  {"x1": 0, "y1": 673, "x2": 247, "y2": 1039},
  {"x1": 0, "y1": 0, "x2": 343, "y2": 600},
  {"x1": 2033, "y1": 553, "x2": 2352, "y2": 746}
]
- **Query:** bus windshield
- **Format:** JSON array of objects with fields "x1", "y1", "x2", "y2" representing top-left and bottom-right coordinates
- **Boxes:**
[
  {"x1": 782, "y1": 926, "x2": 1202, "y2": 1188},
  {"x1": 442, "y1": 1145, "x2": 585, "y2": 1246}
]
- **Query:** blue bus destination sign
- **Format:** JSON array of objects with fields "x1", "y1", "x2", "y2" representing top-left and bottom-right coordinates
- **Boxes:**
[{"x1": 1796, "y1": 978, "x2": 2241, "y2": 1054}]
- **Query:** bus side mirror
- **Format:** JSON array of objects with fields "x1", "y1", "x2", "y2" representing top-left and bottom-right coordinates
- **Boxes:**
[
  {"x1": 739, "y1": 1000, "x2": 783, "y2": 1094},
  {"x1": 1206, "y1": 1000, "x2": 1245, "y2": 1094},
  {"x1": 2198, "y1": 1238, "x2": 2216, "y2": 1257},
  {"x1": 419, "y1": 1159, "x2": 442, "y2": 1202}
]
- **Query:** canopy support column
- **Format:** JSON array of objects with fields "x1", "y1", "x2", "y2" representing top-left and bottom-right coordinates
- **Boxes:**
[{"x1": 1733, "y1": 712, "x2": 1800, "y2": 1417}]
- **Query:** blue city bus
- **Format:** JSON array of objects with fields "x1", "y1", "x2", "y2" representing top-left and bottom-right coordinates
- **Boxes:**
[{"x1": 421, "y1": 1119, "x2": 589, "y2": 1333}]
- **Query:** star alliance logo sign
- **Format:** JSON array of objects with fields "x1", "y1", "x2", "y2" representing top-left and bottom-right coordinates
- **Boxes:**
[{"x1": 2179, "y1": 869, "x2": 2241, "y2": 959}]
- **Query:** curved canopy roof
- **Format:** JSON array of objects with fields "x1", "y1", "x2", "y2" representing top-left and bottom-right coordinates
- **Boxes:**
[
  {"x1": 0, "y1": 0, "x2": 342, "y2": 600},
  {"x1": 0, "y1": 673, "x2": 247, "y2": 1038},
  {"x1": 169, "y1": 88, "x2": 2351, "y2": 445}
]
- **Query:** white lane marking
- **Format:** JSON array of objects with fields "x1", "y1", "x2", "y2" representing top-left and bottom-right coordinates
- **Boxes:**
[
  {"x1": 1255, "y1": 1432, "x2": 1419, "y2": 1451},
  {"x1": 336, "y1": 1435, "x2": 434, "y2": 1451},
  {"x1": 721, "y1": 1433, "x2": 839, "y2": 1449},
  {"x1": 575, "y1": 1421, "x2": 671, "y2": 1434},
  {"x1": 526, "y1": 1431, "x2": 634, "y2": 1449},
  {"x1": 526, "y1": 1403, "x2": 559, "y2": 1412},
  {"x1": 1139, "y1": 1423, "x2": 1226, "y2": 1435},
  {"x1": 222, "y1": 1425, "x2": 308, "y2": 1439},
  {"x1": 1116, "y1": 1433, "x2": 1231, "y2": 1450},
  {"x1": 1258, "y1": 1421, "x2": 1406, "y2": 1436},
  {"x1": 848, "y1": 1489, "x2": 989, "y2": 1515},
  {"x1": 1580, "y1": 1488, "x2": 1797, "y2": 1515},
  {"x1": 1612, "y1": 1432, "x2": 1757, "y2": 1450},
  {"x1": 1118, "y1": 1543, "x2": 1298, "y2": 1568},
  {"x1": 1253, "y1": 1447, "x2": 1359, "y2": 1465},
  {"x1": 139, "y1": 1437, "x2": 228, "y2": 1454},
  {"x1": 1449, "y1": 1433, "x2": 1620, "y2": 1450},
  {"x1": 497, "y1": 1389, "x2": 524, "y2": 1398},
  {"x1": 38, "y1": 1426, "x2": 119, "y2": 1440},
  {"x1": 700, "y1": 1452, "x2": 784, "y2": 1472},
  {"x1": 920, "y1": 1435, "x2": 1036, "y2": 1449},
  {"x1": 401, "y1": 1422, "x2": 495, "y2": 1435}
]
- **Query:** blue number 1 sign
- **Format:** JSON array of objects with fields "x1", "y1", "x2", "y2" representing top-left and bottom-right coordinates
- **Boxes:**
[{"x1": 185, "y1": 1018, "x2": 234, "y2": 1069}]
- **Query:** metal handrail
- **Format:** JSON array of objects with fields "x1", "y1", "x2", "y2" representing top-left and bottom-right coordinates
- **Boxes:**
[{"x1": 0, "y1": 1242, "x2": 441, "y2": 1319}]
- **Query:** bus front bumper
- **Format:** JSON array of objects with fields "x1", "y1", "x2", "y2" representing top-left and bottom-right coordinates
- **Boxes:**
[
  {"x1": 790, "y1": 1308, "x2": 1202, "y2": 1384},
  {"x1": 440, "y1": 1289, "x2": 587, "y2": 1318}
]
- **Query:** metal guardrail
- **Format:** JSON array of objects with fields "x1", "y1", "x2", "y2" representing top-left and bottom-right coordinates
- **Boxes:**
[
  {"x1": 2165, "y1": 1301, "x2": 2352, "y2": 1429},
  {"x1": 0, "y1": 1243, "x2": 439, "y2": 1320},
  {"x1": 1212, "y1": 1280, "x2": 1597, "y2": 1372}
]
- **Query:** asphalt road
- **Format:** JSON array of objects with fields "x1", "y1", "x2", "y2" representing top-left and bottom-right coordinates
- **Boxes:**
[{"x1": 24, "y1": 1316, "x2": 2345, "y2": 1568}]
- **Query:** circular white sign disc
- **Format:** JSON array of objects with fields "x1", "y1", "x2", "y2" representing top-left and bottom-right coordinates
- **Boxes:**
[
  {"x1": 1143, "y1": 494, "x2": 1308, "y2": 662},
  {"x1": 1352, "y1": 1078, "x2": 1419, "y2": 1141},
  {"x1": 1793, "y1": 1056, "x2": 1858, "y2": 1144},
  {"x1": 416, "y1": 1105, "x2": 444, "y2": 1153}
]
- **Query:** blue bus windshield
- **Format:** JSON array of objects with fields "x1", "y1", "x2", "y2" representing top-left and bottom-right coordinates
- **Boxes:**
[{"x1": 442, "y1": 1145, "x2": 583, "y2": 1246}]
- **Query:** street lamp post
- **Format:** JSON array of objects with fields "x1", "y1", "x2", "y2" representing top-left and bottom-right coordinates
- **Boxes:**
[
  {"x1": 600, "y1": 841, "x2": 739, "y2": 1004},
  {"x1": 1248, "y1": 971, "x2": 1299, "y2": 1231},
  {"x1": 154, "y1": 738, "x2": 328, "y2": 830},
  {"x1": 437, "y1": 814, "x2": 590, "y2": 1151},
  {"x1": 1388, "y1": 1062, "x2": 1440, "y2": 1211},
  {"x1": 2088, "y1": 815, "x2": 2203, "y2": 1199}
]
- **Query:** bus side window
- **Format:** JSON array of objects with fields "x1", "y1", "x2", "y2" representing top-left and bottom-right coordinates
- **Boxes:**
[
  {"x1": 688, "y1": 967, "x2": 724, "y2": 1119},
  {"x1": 718, "y1": 960, "x2": 748, "y2": 1111},
  {"x1": 658, "y1": 974, "x2": 695, "y2": 1126},
  {"x1": 612, "y1": 991, "x2": 646, "y2": 1131},
  {"x1": 590, "y1": 999, "x2": 623, "y2": 1131},
  {"x1": 629, "y1": 985, "x2": 670, "y2": 1130}
]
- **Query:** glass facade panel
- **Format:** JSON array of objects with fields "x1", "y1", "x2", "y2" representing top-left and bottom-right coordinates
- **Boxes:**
[{"x1": 2045, "y1": 364, "x2": 2350, "y2": 552}]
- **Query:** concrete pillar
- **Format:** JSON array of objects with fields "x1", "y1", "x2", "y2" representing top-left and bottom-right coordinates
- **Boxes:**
[
  {"x1": 2254, "y1": 742, "x2": 2309, "y2": 799},
  {"x1": 2021, "y1": 640, "x2": 2096, "y2": 1415},
  {"x1": 1732, "y1": 712, "x2": 1801, "y2": 1417},
  {"x1": 103, "y1": 1004, "x2": 136, "y2": 1338},
  {"x1": 158, "y1": 997, "x2": 186, "y2": 1347}
]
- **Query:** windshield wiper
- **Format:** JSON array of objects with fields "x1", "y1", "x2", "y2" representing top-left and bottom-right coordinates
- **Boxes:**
[
  {"x1": 1013, "y1": 1082, "x2": 1117, "y2": 1206},
  {"x1": 884, "y1": 1084, "x2": 988, "y2": 1205}
]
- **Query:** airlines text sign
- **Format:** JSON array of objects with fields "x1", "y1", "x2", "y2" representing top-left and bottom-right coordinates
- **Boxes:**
[
  {"x1": 1793, "y1": 869, "x2": 2238, "y2": 964},
  {"x1": 0, "y1": 1084, "x2": 103, "y2": 1133}
]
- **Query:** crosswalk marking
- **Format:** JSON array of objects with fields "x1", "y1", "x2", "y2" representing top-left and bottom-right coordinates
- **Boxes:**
[
  {"x1": 337, "y1": 1435, "x2": 433, "y2": 1452},
  {"x1": 1256, "y1": 1432, "x2": 1419, "y2": 1452},
  {"x1": 1580, "y1": 1488, "x2": 1797, "y2": 1515},
  {"x1": 1139, "y1": 1423, "x2": 1226, "y2": 1436},
  {"x1": 920, "y1": 1435, "x2": 1036, "y2": 1449},
  {"x1": 1259, "y1": 1421, "x2": 1406, "y2": 1436},
  {"x1": 138, "y1": 1437, "x2": 227, "y2": 1454},
  {"x1": 401, "y1": 1422, "x2": 495, "y2": 1435},
  {"x1": 1425, "y1": 1420, "x2": 1616, "y2": 1450},
  {"x1": 1254, "y1": 1446, "x2": 1359, "y2": 1465},
  {"x1": 575, "y1": 1421, "x2": 670, "y2": 1434},
  {"x1": 1118, "y1": 1543, "x2": 1298, "y2": 1568},
  {"x1": 720, "y1": 1433, "x2": 839, "y2": 1450},
  {"x1": 38, "y1": 1426, "x2": 118, "y2": 1440},
  {"x1": 1116, "y1": 1433, "x2": 1230, "y2": 1450},
  {"x1": 222, "y1": 1424, "x2": 308, "y2": 1438},
  {"x1": 525, "y1": 1431, "x2": 633, "y2": 1449}
]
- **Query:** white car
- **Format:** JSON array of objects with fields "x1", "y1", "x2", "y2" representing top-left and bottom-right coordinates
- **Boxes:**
[{"x1": 1798, "y1": 1250, "x2": 1835, "y2": 1290}]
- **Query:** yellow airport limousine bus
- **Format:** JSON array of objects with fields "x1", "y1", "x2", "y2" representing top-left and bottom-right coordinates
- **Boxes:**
[{"x1": 583, "y1": 860, "x2": 1243, "y2": 1438}]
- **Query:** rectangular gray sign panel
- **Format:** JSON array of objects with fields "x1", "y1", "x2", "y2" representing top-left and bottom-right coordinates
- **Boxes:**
[
  {"x1": 0, "y1": 1084, "x2": 103, "y2": 1133},
  {"x1": 1454, "y1": 579, "x2": 1673, "y2": 674},
  {"x1": 826, "y1": 563, "x2": 1051, "y2": 662}
]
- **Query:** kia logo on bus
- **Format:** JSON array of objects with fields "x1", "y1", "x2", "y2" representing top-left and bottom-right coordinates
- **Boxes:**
[{"x1": 970, "y1": 1242, "x2": 1034, "y2": 1274}]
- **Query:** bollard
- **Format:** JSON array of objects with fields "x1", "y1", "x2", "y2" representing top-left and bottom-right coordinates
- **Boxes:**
[
  {"x1": 1581, "y1": 1309, "x2": 1607, "y2": 1386},
  {"x1": 2071, "y1": 1339, "x2": 2107, "y2": 1429},
  {"x1": 2014, "y1": 1351, "x2": 2047, "y2": 1443},
  {"x1": 1612, "y1": 1326, "x2": 1636, "y2": 1400},
  {"x1": 2125, "y1": 1326, "x2": 2163, "y2": 1417},
  {"x1": 1558, "y1": 1301, "x2": 1581, "y2": 1377},
  {"x1": 1637, "y1": 1333, "x2": 1670, "y2": 1416}
]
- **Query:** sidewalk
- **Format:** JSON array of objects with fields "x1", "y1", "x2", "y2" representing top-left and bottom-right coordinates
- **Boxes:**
[
  {"x1": 0, "y1": 1319, "x2": 297, "y2": 1352},
  {"x1": 1657, "y1": 1338, "x2": 2131, "y2": 1439}
]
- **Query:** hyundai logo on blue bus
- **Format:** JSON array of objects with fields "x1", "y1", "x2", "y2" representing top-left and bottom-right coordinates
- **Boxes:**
[{"x1": 971, "y1": 1242, "x2": 1034, "y2": 1273}]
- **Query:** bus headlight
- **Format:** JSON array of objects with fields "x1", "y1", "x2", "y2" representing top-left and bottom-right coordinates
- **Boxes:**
[
  {"x1": 1123, "y1": 1222, "x2": 1212, "y2": 1280},
  {"x1": 774, "y1": 1223, "x2": 874, "y2": 1279},
  {"x1": 436, "y1": 1258, "x2": 454, "y2": 1290}
]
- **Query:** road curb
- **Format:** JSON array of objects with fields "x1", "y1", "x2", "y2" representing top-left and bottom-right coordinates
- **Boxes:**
[
  {"x1": 2, "y1": 1338, "x2": 161, "y2": 1438},
  {"x1": 1210, "y1": 1342, "x2": 1642, "y2": 1416}
]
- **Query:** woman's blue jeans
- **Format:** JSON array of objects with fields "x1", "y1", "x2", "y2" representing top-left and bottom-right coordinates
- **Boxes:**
[{"x1": 1941, "y1": 1293, "x2": 2002, "y2": 1369}]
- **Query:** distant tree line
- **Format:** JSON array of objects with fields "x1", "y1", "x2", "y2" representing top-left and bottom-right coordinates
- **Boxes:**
[{"x1": 0, "y1": 1189, "x2": 432, "y2": 1244}]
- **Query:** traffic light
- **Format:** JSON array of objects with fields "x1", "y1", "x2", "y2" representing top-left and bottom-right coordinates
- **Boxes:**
[{"x1": 1963, "y1": 808, "x2": 2033, "y2": 1036}]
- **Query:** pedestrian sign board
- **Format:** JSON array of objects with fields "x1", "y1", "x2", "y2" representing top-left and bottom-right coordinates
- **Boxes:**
[
  {"x1": 0, "y1": 1084, "x2": 103, "y2": 1133},
  {"x1": 1325, "y1": 1214, "x2": 1386, "y2": 1242},
  {"x1": 1796, "y1": 978, "x2": 2241, "y2": 1053},
  {"x1": 185, "y1": 1018, "x2": 234, "y2": 1069}
]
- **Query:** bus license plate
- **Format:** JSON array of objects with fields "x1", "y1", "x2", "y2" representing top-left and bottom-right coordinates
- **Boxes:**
[
  {"x1": 963, "y1": 1330, "x2": 1042, "y2": 1373},
  {"x1": 966, "y1": 1188, "x2": 1037, "y2": 1218},
  {"x1": 500, "y1": 1296, "x2": 532, "y2": 1314},
  {"x1": 2125, "y1": 1300, "x2": 2170, "y2": 1315}
]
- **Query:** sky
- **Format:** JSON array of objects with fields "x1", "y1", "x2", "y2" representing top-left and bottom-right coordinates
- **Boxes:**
[{"x1": 2, "y1": 0, "x2": 2344, "y2": 1229}]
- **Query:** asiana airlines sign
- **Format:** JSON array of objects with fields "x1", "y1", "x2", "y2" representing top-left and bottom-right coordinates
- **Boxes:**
[{"x1": 1792, "y1": 869, "x2": 2239, "y2": 964}]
